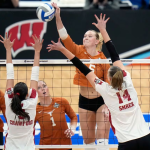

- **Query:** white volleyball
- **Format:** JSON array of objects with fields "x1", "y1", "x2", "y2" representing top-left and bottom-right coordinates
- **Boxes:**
[{"x1": 36, "y1": 3, "x2": 55, "y2": 22}]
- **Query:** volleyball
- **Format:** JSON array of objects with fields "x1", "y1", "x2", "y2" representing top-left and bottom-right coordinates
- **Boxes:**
[{"x1": 36, "y1": 3, "x2": 55, "y2": 22}]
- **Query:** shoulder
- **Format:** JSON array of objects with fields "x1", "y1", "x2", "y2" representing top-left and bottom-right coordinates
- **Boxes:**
[
  {"x1": 5, "y1": 88, "x2": 14, "y2": 99},
  {"x1": 0, "y1": 90, "x2": 4, "y2": 97},
  {"x1": 98, "y1": 52, "x2": 107, "y2": 59},
  {"x1": 54, "y1": 97, "x2": 69, "y2": 105},
  {"x1": 36, "y1": 104, "x2": 42, "y2": 112},
  {"x1": 28, "y1": 88, "x2": 37, "y2": 99}
]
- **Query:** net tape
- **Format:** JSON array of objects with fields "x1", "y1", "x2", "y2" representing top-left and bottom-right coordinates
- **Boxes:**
[{"x1": 0, "y1": 59, "x2": 150, "y2": 64}]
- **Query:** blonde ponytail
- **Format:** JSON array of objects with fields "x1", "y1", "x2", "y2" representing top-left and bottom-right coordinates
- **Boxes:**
[
  {"x1": 91, "y1": 30, "x2": 104, "y2": 52},
  {"x1": 109, "y1": 66, "x2": 123, "y2": 90},
  {"x1": 96, "y1": 32, "x2": 103, "y2": 52}
]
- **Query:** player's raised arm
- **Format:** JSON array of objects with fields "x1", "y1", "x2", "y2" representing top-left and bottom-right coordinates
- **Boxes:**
[
  {"x1": 52, "y1": 2, "x2": 67, "y2": 39},
  {"x1": 0, "y1": 33, "x2": 15, "y2": 91},
  {"x1": 93, "y1": 13, "x2": 125, "y2": 70},
  {"x1": 30, "y1": 35, "x2": 43, "y2": 91},
  {"x1": 47, "y1": 38, "x2": 97, "y2": 88},
  {"x1": 52, "y1": 2, "x2": 79, "y2": 55}
]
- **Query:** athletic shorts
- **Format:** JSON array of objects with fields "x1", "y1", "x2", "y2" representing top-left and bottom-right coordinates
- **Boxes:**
[
  {"x1": 118, "y1": 134, "x2": 150, "y2": 150},
  {"x1": 79, "y1": 94, "x2": 105, "y2": 112},
  {"x1": 0, "y1": 132, "x2": 3, "y2": 150}
]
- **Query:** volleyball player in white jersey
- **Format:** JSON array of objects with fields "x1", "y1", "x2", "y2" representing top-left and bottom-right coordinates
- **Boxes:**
[
  {"x1": 0, "y1": 33, "x2": 43, "y2": 150},
  {"x1": 47, "y1": 14, "x2": 150, "y2": 150}
]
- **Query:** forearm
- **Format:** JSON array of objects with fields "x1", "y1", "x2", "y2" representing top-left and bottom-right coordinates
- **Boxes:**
[
  {"x1": 61, "y1": 47, "x2": 75, "y2": 60},
  {"x1": 6, "y1": 51, "x2": 12, "y2": 63},
  {"x1": 33, "y1": 52, "x2": 40, "y2": 67},
  {"x1": 56, "y1": 16, "x2": 64, "y2": 30},
  {"x1": 56, "y1": 16, "x2": 68, "y2": 40},
  {"x1": 99, "y1": 29, "x2": 110, "y2": 43},
  {"x1": 11, "y1": 0, "x2": 19, "y2": 7}
]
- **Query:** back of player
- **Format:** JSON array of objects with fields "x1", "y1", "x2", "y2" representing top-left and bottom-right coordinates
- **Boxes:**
[
  {"x1": 95, "y1": 69, "x2": 150, "y2": 143},
  {"x1": 5, "y1": 88, "x2": 38, "y2": 150},
  {"x1": 0, "y1": 33, "x2": 43, "y2": 150}
]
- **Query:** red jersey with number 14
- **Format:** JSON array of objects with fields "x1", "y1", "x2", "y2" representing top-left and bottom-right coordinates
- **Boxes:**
[{"x1": 94, "y1": 70, "x2": 150, "y2": 143}]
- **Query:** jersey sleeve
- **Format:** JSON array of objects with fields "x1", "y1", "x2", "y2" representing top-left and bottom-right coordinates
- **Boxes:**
[
  {"x1": 0, "y1": 91, "x2": 6, "y2": 120},
  {"x1": 62, "y1": 98, "x2": 77, "y2": 122},
  {"x1": 22, "y1": 89, "x2": 38, "y2": 109},
  {"x1": 94, "y1": 77, "x2": 107, "y2": 98},
  {"x1": 61, "y1": 35, "x2": 82, "y2": 56},
  {"x1": 122, "y1": 70, "x2": 134, "y2": 87}
]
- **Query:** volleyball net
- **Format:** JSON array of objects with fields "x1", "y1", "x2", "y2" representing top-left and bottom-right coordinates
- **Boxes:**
[{"x1": 0, "y1": 59, "x2": 150, "y2": 149}]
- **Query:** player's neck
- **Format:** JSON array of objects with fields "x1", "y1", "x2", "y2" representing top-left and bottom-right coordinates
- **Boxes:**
[
  {"x1": 40, "y1": 97, "x2": 52, "y2": 107},
  {"x1": 86, "y1": 47, "x2": 98, "y2": 56}
]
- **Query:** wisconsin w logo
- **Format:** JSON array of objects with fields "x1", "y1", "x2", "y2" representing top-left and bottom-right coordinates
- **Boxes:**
[{"x1": 5, "y1": 20, "x2": 47, "y2": 57}]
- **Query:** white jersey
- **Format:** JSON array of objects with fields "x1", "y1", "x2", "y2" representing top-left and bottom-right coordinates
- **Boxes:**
[
  {"x1": 94, "y1": 70, "x2": 149, "y2": 143},
  {"x1": 4, "y1": 88, "x2": 38, "y2": 150}
]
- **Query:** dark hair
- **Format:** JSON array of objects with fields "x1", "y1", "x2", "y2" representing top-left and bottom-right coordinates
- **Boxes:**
[
  {"x1": 109, "y1": 66, "x2": 123, "y2": 90},
  {"x1": 11, "y1": 82, "x2": 30, "y2": 121}
]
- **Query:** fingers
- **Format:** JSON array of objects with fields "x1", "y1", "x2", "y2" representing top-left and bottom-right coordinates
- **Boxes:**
[
  {"x1": 51, "y1": 40, "x2": 56, "y2": 45},
  {"x1": 92, "y1": 22, "x2": 97, "y2": 27},
  {"x1": 32, "y1": 35, "x2": 36, "y2": 42},
  {"x1": 5, "y1": 32, "x2": 8, "y2": 39},
  {"x1": 100, "y1": 13, "x2": 103, "y2": 20},
  {"x1": 0, "y1": 35, "x2": 4, "y2": 41},
  {"x1": 58, "y1": 38, "x2": 60, "y2": 43},
  {"x1": 12, "y1": 39, "x2": 15, "y2": 45},
  {"x1": 103, "y1": 14, "x2": 106, "y2": 21},
  {"x1": 8, "y1": 33, "x2": 12, "y2": 40},
  {"x1": 94, "y1": 14, "x2": 99, "y2": 22},
  {"x1": 30, "y1": 42, "x2": 34, "y2": 46},
  {"x1": 0, "y1": 40, "x2": 4, "y2": 44},
  {"x1": 105, "y1": 17, "x2": 110, "y2": 23},
  {"x1": 35, "y1": 35, "x2": 38, "y2": 41}
]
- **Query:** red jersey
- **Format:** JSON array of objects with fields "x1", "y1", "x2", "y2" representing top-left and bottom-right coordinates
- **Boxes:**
[
  {"x1": 35, "y1": 97, "x2": 77, "y2": 150},
  {"x1": 61, "y1": 35, "x2": 110, "y2": 87}
]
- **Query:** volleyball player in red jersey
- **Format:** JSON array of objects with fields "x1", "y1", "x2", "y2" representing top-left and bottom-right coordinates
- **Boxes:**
[
  {"x1": 0, "y1": 90, "x2": 6, "y2": 150},
  {"x1": 47, "y1": 13, "x2": 150, "y2": 150},
  {"x1": 51, "y1": 3, "x2": 110, "y2": 150},
  {"x1": 0, "y1": 33, "x2": 43, "y2": 150},
  {"x1": 35, "y1": 80, "x2": 77, "y2": 150}
]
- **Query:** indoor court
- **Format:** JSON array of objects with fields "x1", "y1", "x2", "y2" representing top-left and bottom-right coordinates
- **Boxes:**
[{"x1": 0, "y1": 62, "x2": 149, "y2": 150}]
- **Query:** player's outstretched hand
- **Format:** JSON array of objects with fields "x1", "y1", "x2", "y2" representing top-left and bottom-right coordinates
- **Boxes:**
[
  {"x1": 51, "y1": 2, "x2": 60, "y2": 17},
  {"x1": 47, "y1": 38, "x2": 65, "y2": 52},
  {"x1": 64, "y1": 129, "x2": 75, "y2": 138},
  {"x1": 31, "y1": 35, "x2": 44, "y2": 53},
  {"x1": 0, "y1": 32, "x2": 15, "y2": 51},
  {"x1": 92, "y1": 13, "x2": 110, "y2": 31}
]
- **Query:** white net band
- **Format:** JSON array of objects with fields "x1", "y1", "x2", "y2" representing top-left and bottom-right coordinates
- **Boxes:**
[{"x1": 0, "y1": 59, "x2": 150, "y2": 64}]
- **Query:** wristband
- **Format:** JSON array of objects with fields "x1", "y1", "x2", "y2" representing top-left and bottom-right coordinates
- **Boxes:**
[
  {"x1": 6, "y1": 63, "x2": 14, "y2": 79},
  {"x1": 31, "y1": 66, "x2": 39, "y2": 81},
  {"x1": 58, "y1": 27, "x2": 68, "y2": 40}
]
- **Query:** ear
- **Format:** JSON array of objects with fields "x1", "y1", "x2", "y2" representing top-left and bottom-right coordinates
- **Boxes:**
[{"x1": 95, "y1": 39, "x2": 100, "y2": 45}]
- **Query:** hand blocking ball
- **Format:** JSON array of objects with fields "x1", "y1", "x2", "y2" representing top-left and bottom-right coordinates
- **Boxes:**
[{"x1": 36, "y1": 3, "x2": 55, "y2": 22}]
